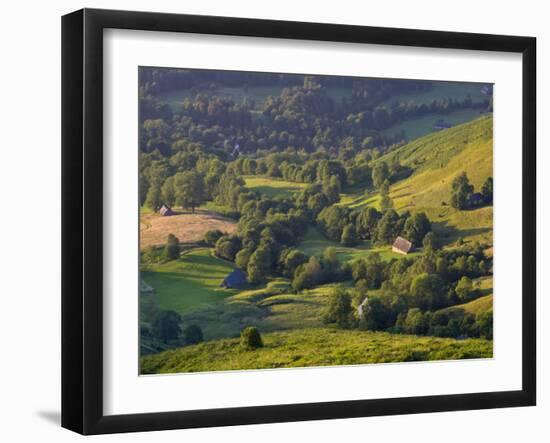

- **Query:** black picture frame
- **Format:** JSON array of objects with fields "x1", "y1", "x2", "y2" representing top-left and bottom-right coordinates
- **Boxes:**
[{"x1": 62, "y1": 8, "x2": 537, "y2": 435}]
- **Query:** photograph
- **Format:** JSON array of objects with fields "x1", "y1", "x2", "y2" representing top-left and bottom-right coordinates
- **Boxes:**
[{"x1": 138, "y1": 67, "x2": 494, "y2": 374}]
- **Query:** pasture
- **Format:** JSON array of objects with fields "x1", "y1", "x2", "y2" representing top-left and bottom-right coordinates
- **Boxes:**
[
  {"x1": 179, "y1": 280, "x2": 336, "y2": 341},
  {"x1": 381, "y1": 109, "x2": 485, "y2": 141},
  {"x1": 140, "y1": 209, "x2": 237, "y2": 250},
  {"x1": 439, "y1": 276, "x2": 493, "y2": 317},
  {"x1": 339, "y1": 190, "x2": 380, "y2": 210},
  {"x1": 141, "y1": 327, "x2": 493, "y2": 373},
  {"x1": 141, "y1": 248, "x2": 238, "y2": 315},
  {"x1": 296, "y1": 228, "x2": 418, "y2": 262},
  {"x1": 158, "y1": 85, "x2": 284, "y2": 111},
  {"x1": 380, "y1": 81, "x2": 489, "y2": 107},
  {"x1": 157, "y1": 84, "x2": 353, "y2": 112},
  {"x1": 377, "y1": 116, "x2": 494, "y2": 245},
  {"x1": 244, "y1": 176, "x2": 307, "y2": 198}
]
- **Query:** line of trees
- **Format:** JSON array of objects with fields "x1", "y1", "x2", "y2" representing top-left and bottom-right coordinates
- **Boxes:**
[
  {"x1": 450, "y1": 172, "x2": 493, "y2": 210},
  {"x1": 321, "y1": 242, "x2": 493, "y2": 340}
]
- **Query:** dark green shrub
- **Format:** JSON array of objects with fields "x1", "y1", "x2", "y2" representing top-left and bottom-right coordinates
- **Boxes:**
[
  {"x1": 183, "y1": 324, "x2": 204, "y2": 345},
  {"x1": 153, "y1": 310, "x2": 181, "y2": 343},
  {"x1": 240, "y1": 326, "x2": 263, "y2": 350}
]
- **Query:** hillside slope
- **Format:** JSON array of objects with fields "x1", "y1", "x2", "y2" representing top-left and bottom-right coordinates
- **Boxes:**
[
  {"x1": 140, "y1": 327, "x2": 492, "y2": 373},
  {"x1": 378, "y1": 116, "x2": 493, "y2": 244}
]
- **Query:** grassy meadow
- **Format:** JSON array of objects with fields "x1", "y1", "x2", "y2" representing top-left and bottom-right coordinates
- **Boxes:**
[
  {"x1": 381, "y1": 109, "x2": 485, "y2": 141},
  {"x1": 141, "y1": 248, "x2": 238, "y2": 315},
  {"x1": 296, "y1": 227, "x2": 418, "y2": 262},
  {"x1": 141, "y1": 328, "x2": 492, "y2": 374},
  {"x1": 380, "y1": 116, "x2": 493, "y2": 245},
  {"x1": 139, "y1": 70, "x2": 493, "y2": 373},
  {"x1": 244, "y1": 176, "x2": 307, "y2": 198},
  {"x1": 380, "y1": 81, "x2": 488, "y2": 107}
]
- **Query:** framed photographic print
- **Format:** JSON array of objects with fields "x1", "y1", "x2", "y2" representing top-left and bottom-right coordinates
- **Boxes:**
[{"x1": 61, "y1": 8, "x2": 536, "y2": 435}]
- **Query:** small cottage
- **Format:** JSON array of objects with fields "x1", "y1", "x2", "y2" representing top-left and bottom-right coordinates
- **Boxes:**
[
  {"x1": 220, "y1": 268, "x2": 248, "y2": 289},
  {"x1": 392, "y1": 236, "x2": 413, "y2": 255},
  {"x1": 357, "y1": 296, "x2": 369, "y2": 318},
  {"x1": 159, "y1": 204, "x2": 174, "y2": 216},
  {"x1": 434, "y1": 119, "x2": 453, "y2": 130},
  {"x1": 140, "y1": 280, "x2": 155, "y2": 295},
  {"x1": 231, "y1": 143, "x2": 241, "y2": 158}
]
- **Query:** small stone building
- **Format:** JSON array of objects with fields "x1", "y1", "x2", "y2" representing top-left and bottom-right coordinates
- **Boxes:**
[
  {"x1": 392, "y1": 236, "x2": 413, "y2": 255},
  {"x1": 357, "y1": 296, "x2": 369, "y2": 318},
  {"x1": 159, "y1": 204, "x2": 174, "y2": 216},
  {"x1": 140, "y1": 280, "x2": 155, "y2": 295},
  {"x1": 434, "y1": 119, "x2": 453, "y2": 130},
  {"x1": 220, "y1": 268, "x2": 248, "y2": 289}
]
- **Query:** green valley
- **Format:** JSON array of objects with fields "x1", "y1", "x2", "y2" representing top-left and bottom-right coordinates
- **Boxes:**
[{"x1": 139, "y1": 68, "x2": 494, "y2": 373}]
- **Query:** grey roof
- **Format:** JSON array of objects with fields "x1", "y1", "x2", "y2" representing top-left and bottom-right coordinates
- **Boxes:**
[
  {"x1": 392, "y1": 236, "x2": 413, "y2": 253},
  {"x1": 159, "y1": 205, "x2": 174, "y2": 216},
  {"x1": 221, "y1": 268, "x2": 247, "y2": 288}
]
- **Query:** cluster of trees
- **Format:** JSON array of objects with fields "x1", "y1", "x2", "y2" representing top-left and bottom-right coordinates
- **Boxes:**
[
  {"x1": 291, "y1": 247, "x2": 349, "y2": 291},
  {"x1": 322, "y1": 242, "x2": 493, "y2": 340},
  {"x1": 206, "y1": 192, "x2": 311, "y2": 284},
  {"x1": 139, "y1": 67, "x2": 489, "y2": 172},
  {"x1": 370, "y1": 95, "x2": 490, "y2": 130},
  {"x1": 143, "y1": 309, "x2": 205, "y2": 346},
  {"x1": 195, "y1": 159, "x2": 432, "y2": 288},
  {"x1": 450, "y1": 172, "x2": 493, "y2": 210},
  {"x1": 316, "y1": 205, "x2": 431, "y2": 247}
]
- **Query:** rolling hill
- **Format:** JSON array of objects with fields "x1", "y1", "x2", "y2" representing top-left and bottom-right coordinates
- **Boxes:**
[
  {"x1": 140, "y1": 327, "x2": 492, "y2": 373},
  {"x1": 141, "y1": 248, "x2": 238, "y2": 315},
  {"x1": 377, "y1": 115, "x2": 493, "y2": 244}
]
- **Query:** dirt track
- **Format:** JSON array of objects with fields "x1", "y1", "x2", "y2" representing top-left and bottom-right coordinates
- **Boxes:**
[{"x1": 140, "y1": 210, "x2": 237, "y2": 250}]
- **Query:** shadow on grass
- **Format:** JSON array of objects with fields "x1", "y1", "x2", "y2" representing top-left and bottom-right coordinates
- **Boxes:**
[{"x1": 433, "y1": 220, "x2": 491, "y2": 244}]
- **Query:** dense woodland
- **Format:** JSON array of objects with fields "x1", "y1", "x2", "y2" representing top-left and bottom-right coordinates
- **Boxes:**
[{"x1": 139, "y1": 68, "x2": 494, "y2": 369}]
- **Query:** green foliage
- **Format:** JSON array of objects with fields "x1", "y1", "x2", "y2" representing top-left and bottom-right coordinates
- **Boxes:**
[
  {"x1": 204, "y1": 229, "x2": 224, "y2": 246},
  {"x1": 340, "y1": 224, "x2": 357, "y2": 246},
  {"x1": 174, "y1": 170, "x2": 206, "y2": 213},
  {"x1": 403, "y1": 212, "x2": 431, "y2": 246},
  {"x1": 455, "y1": 276, "x2": 476, "y2": 302},
  {"x1": 323, "y1": 286, "x2": 354, "y2": 328},
  {"x1": 451, "y1": 172, "x2": 474, "y2": 210},
  {"x1": 142, "y1": 245, "x2": 168, "y2": 265},
  {"x1": 240, "y1": 326, "x2": 264, "y2": 350},
  {"x1": 279, "y1": 248, "x2": 308, "y2": 278},
  {"x1": 356, "y1": 206, "x2": 381, "y2": 240},
  {"x1": 139, "y1": 71, "x2": 495, "y2": 370},
  {"x1": 481, "y1": 176, "x2": 493, "y2": 204},
  {"x1": 375, "y1": 209, "x2": 400, "y2": 244},
  {"x1": 359, "y1": 297, "x2": 392, "y2": 331},
  {"x1": 164, "y1": 234, "x2": 180, "y2": 260},
  {"x1": 161, "y1": 176, "x2": 176, "y2": 207},
  {"x1": 141, "y1": 328, "x2": 493, "y2": 374},
  {"x1": 247, "y1": 247, "x2": 273, "y2": 284},
  {"x1": 397, "y1": 308, "x2": 431, "y2": 335},
  {"x1": 352, "y1": 252, "x2": 385, "y2": 289},
  {"x1": 153, "y1": 310, "x2": 181, "y2": 343},
  {"x1": 317, "y1": 205, "x2": 351, "y2": 242},
  {"x1": 372, "y1": 162, "x2": 390, "y2": 188},
  {"x1": 292, "y1": 256, "x2": 323, "y2": 291},
  {"x1": 214, "y1": 235, "x2": 242, "y2": 261},
  {"x1": 145, "y1": 182, "x2": 163, "y2": 211},
  {"x1": 409, "y1": 273, "x2": 447, "y2": 311},
  {"x1": 422, "y1": 232, "x2": 439, "y2": 252},
  {"x1": 183, "y1": 324, "x2": 204, "y2": 345},
  {"x1": 476, "y1": 310, "x2": 493, "y2": 339},
  {"x1": 235, "y1": 248, "x2": 252, "y2": 270}
]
